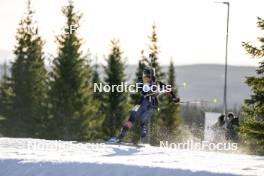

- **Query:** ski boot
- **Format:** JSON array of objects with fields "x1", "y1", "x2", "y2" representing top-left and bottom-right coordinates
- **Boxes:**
[{"x1": 106, "y1": 137, "x2": 121, "y2": 144}]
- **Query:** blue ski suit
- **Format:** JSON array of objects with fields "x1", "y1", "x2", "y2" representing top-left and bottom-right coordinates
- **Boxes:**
[{"x1": 117, "y1": 77, "x2": 179, "y2": 141}]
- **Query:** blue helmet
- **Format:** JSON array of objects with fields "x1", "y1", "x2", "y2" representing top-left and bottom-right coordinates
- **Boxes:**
[{"x1": 143, "y1": 68, "x2": 151, "y2": 78}]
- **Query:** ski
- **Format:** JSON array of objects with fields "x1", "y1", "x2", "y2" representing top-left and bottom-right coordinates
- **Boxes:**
[{"x1": 105, "y1": 142, "x2": 146, "y2": 148}]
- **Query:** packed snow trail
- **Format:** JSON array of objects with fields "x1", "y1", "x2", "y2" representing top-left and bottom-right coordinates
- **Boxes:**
[{"x1": 0, "y1": 138, "x2": 263, "y2": 176}]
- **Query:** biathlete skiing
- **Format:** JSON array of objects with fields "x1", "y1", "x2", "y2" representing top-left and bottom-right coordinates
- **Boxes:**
[{"x1": 107, "y1": 58, "x2": 180, "y2": 144}]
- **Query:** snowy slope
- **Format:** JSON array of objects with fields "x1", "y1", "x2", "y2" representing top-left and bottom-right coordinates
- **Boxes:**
[{"x1": 0, "y1": 138, "x2": 263, "y2": 176}]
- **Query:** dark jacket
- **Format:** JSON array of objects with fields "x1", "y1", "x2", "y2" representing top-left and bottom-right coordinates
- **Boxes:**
[{"x1": 137, "y1": 77, "x2": 177, "y2": 107}]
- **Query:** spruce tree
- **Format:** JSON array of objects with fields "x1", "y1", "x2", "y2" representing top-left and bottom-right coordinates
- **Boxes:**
[
  {"x1": 0, "y1": 62, "x2": 13, "y2": 134},
  {"x1": 240, "y1": 17, "x2": 264, "y2": 154},
  {"x1": 102, "y1": 39, "x2": 128, "y2": 138},
  {"x1": 48, "y1": 2, "x2": 97, "y2": 141},
  {"x1": 147, "y1": 24, "x2": 165, "y2": 144},
  {"x1": 4, "y1": 0, "x2": 48, "y2": 137},
  {"x1": 89, "y1": 57, "x2": 104, "y2": 140},
  {"x1": 148, "y1": 24, "x2": 165, "y2": 80},
  {"x1": 92, "y1": 56, "x2": 102, "y2": 100},
  {"x1": 158, "y1": 60, "x2": 181, "y2": 141}
]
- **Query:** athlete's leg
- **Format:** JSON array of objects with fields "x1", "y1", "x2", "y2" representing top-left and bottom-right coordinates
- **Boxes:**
[
  {"x1": 139, "y1": 107, "x2": 156, "y2": 142},
  {"x1": 117, "y1": 104, "x2": 146, "y2": 140}
]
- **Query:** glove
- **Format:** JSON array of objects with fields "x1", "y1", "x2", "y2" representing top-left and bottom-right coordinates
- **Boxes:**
[{"x1": 172, "y1": 97, "x2": 180, "y2": 103}]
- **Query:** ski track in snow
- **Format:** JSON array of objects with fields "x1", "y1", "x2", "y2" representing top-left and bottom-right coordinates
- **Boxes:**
[{"x1": 0, "y1": 138, "x2": 263, "y2": 176}]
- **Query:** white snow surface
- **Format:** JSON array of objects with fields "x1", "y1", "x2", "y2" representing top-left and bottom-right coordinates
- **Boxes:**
[{"x1": 0, "y1": 137, "x2": 263, "y2": 176}]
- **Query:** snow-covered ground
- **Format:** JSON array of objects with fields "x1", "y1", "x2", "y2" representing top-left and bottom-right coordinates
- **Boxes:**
[{"x1": 0, "y1": 138, "x2": 263, "y2": 176}]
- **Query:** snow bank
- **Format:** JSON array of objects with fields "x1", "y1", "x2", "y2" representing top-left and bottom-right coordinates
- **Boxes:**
[{"x1": 0, "y1": 138, "x2": 263, "y2": 176}]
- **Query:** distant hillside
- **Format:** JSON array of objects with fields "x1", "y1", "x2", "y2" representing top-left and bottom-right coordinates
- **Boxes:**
[
  {"x1": 0, "y1": 63, "x2": 257, "y2": 108},
  {"x1": 175, "y1": 64, "x2": 256, "y2": 108},
  {"x1": 0, "y1": 65, "x2": 3, "y2": 77},
  {"x1": 125, "y1": 64, "x2": 256, "y2": 108}
]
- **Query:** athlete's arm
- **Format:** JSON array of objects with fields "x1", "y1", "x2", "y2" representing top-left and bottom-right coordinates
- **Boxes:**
[{"x1": 158, "y1": 81, "x2": 180, "y2": 103}]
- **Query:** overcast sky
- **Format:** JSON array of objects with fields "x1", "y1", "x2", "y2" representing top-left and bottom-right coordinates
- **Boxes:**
[{"x1": 0, "y1": 0, "x2": 263, "y2": 66}]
